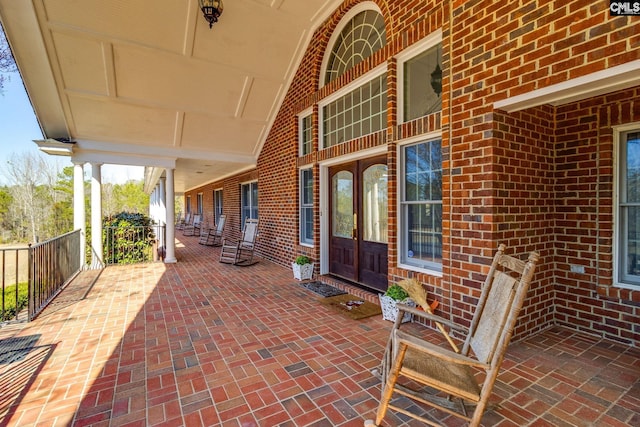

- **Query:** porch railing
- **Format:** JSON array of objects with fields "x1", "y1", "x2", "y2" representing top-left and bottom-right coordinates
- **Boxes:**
[
  {"x1": 1, "y1": 245, "x2": 30, "y2": 322},
  {"x1": 103, "y1": 225, "x2": 165, "y2": 265},
  {"x1": 29, "y1": 229, "x2": 82, "y2": 320},
  {"x1": 1, "y1": 225, "x2": 166, "y2": 323}
]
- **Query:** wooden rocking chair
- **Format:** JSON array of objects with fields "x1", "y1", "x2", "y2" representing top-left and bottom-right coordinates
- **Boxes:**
[
  {"x1": 199, "y1": 215, "x2": 226, "y2": 246},
  {"x1": 366, "y1": 244, "x2": 539, "y2": 427},
  {"x1": 176, "y1": 212, "x2": 190, "y2": 230},
  {"x1": 183, "y1": 214, "x2": 201, "y2": 236},
  {"x1": 219, "y1": 218, "x2": 259, "y2": 266}
]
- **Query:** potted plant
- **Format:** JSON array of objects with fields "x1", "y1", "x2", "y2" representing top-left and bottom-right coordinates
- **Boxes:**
[
  {"x1": 292, "y1": 255, "x2": 314, "y2": 281},
  {"x1": 379, "y1": 283, "x2": 416, "y2": 323}
]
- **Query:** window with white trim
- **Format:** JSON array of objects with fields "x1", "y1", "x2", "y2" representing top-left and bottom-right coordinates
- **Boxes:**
[
  {"x1": 617, "y1": 129, "x2": 640, "y2": 287},
  {"x1": 186, "y1": 195, "x2": 192, "y2": 214},
  {"x1": 323, "y1": 9, "x2": 385, "y2": 85},
  {"x1": 197, "y1": 193, "x2": 203, "y2": 216},
  {"x1": 322, "y1": 73, "x2": 387, "y2": 147},
  {"x1": 300, "y1": 168, "x2": 314, "y2": 245},
  {"x1": 403, "y1": 43, "x2": 442, "y2": 121},
  {"x1": 299, "y1": 113, "x2": 313, "y2": 156},
  {"x1": 400, "y1": 138, "x2": 442, "y2": 271},
  {"x1": 241, "y1": 181, "x2": 258, "y2": 227},
  {"x1": 214, "y1": 189, "x2": 223, "y2": 224}
]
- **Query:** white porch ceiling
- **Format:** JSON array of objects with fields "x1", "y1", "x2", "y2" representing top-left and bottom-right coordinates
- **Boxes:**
[{"x1": 0, "y1": 0, "x2": 340, "y2": 193}]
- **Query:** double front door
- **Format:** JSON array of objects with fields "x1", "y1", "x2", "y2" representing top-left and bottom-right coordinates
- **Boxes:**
[{"x1": 329, "y1": 156, "x2": 388, "y2": 292}]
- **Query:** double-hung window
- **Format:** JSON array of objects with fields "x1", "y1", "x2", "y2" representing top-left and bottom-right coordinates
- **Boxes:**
[
  {"x1": 196, "y1": 193, "x2": 203, "y2": 216},
  {"x1": 241, "y1": 182, "x2": 258, "y2": 227},
  {"x1": 617, "y1": 129, "x2": 640, "y2": 287},
  {"x1": 299, "y1": 112, "x2": 313, "y2": 156},
  {"x1": 186, "y1": 195, "x2": 192, "y2": 214},
  {"x1": 300, "y1": 169, "x2": 314, "y2": 245},
  {"x1": 214, "y1": 189, "x2": 223, "y2": 224},
  {"x1": 400, "y1": 138, "x2": 442, "y2": 272}
]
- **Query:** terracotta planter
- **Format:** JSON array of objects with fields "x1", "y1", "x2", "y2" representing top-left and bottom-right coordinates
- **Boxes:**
[
  {"x1": 379, "y1": 294, "x2": 416, "y2": 323},
  {"x1": 292, "y1": 262, "x2": 314, "y2": 280}
]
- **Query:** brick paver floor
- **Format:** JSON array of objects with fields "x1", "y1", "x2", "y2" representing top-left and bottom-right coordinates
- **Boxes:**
[{"x1": 0, "y1": 236, "x2": 638, "y2": 426}]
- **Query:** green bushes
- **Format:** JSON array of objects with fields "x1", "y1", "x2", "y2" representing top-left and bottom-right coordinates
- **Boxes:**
[
  {"x1": 103, "y1": 212, "x2": 156, "y2": 265},
  {"x1": 1, "y1": 282, "x2": 28, "y2": 321}
]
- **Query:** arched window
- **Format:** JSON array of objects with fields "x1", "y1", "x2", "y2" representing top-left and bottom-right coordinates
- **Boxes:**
[{"x1": 323, "y1": 7, "x2": 385, "y2": 85}]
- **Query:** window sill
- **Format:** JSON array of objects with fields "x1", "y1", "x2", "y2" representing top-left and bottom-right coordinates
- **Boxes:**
[{"x1": 398, "y1": 262, "x2": 443, "y2": 278}]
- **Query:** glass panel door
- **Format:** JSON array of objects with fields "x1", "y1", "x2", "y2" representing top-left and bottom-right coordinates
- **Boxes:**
[{"x1": 362, "y1": 164, "x2": 388, "y2": 243}]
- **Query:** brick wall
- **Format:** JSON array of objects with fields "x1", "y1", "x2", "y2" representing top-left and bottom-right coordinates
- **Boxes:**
[
  {"x1": 552, "y1": 87, "x2": 640, "y2": 344},
  {"x1": 184, "y1": 0, "x2": 640, "y2": 346}
]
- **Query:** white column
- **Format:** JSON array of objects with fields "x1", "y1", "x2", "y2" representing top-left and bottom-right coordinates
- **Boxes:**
[
  {"x1": 164, "y1": 168, "x2": 177, "y2": 263},
  {"x1": 73, "y1": 162, "x2": 86, "y2": 268},
  {"x1": 91, "y1": 163, "x2": 103, "y2": 267},
  {"x1": 159, "y1": 177, "x2": 166, "y2": 249}
]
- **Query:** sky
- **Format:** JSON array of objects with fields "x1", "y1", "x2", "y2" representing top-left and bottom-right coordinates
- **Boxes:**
[{"x1": 0, "y1": 72, "x2": 144, "y2": 186}]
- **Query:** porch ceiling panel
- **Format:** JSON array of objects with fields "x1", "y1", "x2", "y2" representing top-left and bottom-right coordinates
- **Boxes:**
[
  {"x1": 181, "y1": 112, "x2": 265, "y2": 153},
  {"x1": 191, "y1": 1, "x2": 307, "y2": 81},
  {"x1": 113, "y1": 45, "x2": 251, "y2": 115},
  {"x1": 68, "y1": 96, "x2": 178, "y2": 146},
  {"x1": 0, "y1": 0, "x2": 343, "y2": 193},
  {"x1": 42, "y1": 0, "x2": 189, "y2": 55}
]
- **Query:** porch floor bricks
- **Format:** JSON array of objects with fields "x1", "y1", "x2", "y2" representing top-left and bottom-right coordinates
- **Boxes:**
[{"x1": 0, "y1": 235, "x2": 638, "y2": 426}]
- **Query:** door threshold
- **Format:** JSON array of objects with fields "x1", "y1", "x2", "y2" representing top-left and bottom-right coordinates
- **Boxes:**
[{"x1": 316, "y1": 275, "x2": 381, "y2": 305}]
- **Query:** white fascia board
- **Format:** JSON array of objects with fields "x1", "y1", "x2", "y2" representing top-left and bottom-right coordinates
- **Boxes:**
[{"x1": 494, "y1": 59, "x2": 640, "y2": 113}]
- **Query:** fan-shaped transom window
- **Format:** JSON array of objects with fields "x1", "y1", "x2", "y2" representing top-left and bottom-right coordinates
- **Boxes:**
[{"x1": 324, "y1": 9, "x2": 386, "y2": 85}]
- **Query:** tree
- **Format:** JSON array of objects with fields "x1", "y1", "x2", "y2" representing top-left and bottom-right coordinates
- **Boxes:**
[
  {"x1": 1, "y1": 151, "x2": 70, "y2": 242},
  {"x1": 113, "y1": 180, "x2": 149, "y2": 214},
  {"x1": 0, "y1": 22, "x2": 18, "y2": 92},
  {"x1": 0, "y1": 186, "x2": 13, "y2": 242}
]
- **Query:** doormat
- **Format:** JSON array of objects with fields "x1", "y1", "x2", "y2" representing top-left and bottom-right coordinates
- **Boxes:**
[
  {"x1": 320, "y1": 294, "x2": 382, "y2": 320},
  {"x1": 298, "y1": 281, "x2": 347, "y2": 298}
]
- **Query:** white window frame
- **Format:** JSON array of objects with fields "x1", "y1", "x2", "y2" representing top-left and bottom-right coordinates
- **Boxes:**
[
  {"x1": 196, "y1": 192, "x2": 203, "y2": 216},
  {"x1": 300, "y1": 167, "x2": 314, "y2": 246},
  {"x1": 213, "y1": 189, "x2": 223, "y2": 224},
  {"x1": 397, "y1": 132, "x2": 443, "y2": 276},
  {"x1": 318, "y1": 63, "x2": 388, "y2": 150},
  {"x1": 614, "y1": 123, "x2": 640, "y2": 289},
  {"x1": 240, "y1": 180, "x2": 258, "y2": 227},
  {"x1": 298, "y1": 108, "x2": 313, "y2": 156},
  {"x1": 186, "y1": 195, "x2": 192, "y2": 214},
  {"x1": 319, "y1": 1, "x2": 383, "y2": 88},
  {"x1": 396, "y1": 30, "x2": 442, "y2": 124}
]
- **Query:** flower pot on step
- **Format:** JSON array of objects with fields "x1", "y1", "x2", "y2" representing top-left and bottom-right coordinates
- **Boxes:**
[
  {"x1": 292, "y1": 262, "x2": 314, "y2": 281},
  {"x1": 379, "y1": 294, "x2": 416, "y2": 323}
]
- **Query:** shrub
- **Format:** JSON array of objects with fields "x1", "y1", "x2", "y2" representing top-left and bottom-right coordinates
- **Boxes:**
[
  {"x1": 1, "y1": 282, "x2": 28, "y2": 321},
  {"x1": 103, "y1": 212, "x2": 156, "y2": 265}
]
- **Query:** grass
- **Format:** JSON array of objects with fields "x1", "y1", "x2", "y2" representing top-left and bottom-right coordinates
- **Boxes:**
[{"x1": 2, "y1": 282, "x2": 28, "y2": 321}]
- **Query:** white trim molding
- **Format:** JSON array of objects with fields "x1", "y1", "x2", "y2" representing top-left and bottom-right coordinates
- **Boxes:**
[{"x1": 494, "y1": 59, "x2": 640, "y2": 112}]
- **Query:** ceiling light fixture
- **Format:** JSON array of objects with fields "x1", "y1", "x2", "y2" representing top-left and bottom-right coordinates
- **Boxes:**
[{"x1": 199, "y1": 0, "x2": 223, "y2": 29}]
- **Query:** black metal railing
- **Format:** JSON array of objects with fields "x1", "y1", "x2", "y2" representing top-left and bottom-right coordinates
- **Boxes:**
[
  {"x1": 29, "y1": 229, "x2": 82, "y2": 320},
  {"x1": 1, "y1": 245, "x2": 30, "y2": 322},
  {"x1": 103, "y1": 225, "x2": 165, "y2": 266}
]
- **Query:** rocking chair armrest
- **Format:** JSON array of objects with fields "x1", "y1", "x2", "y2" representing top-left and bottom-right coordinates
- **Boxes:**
[
  {"x1": 396, "y1": 304, "x2": 469, "y2": 334},
  {"x1": 395, "y1": 330, "x2": 489, "y2": 369}
]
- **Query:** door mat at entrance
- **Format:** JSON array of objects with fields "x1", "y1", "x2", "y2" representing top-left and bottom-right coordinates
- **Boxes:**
[
  {"x1": 320, "y1": 294, "x2": 382, "y2": 320},
  {"x1": 298, "y1": 281, "x2": 347, "y2": 298}
]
